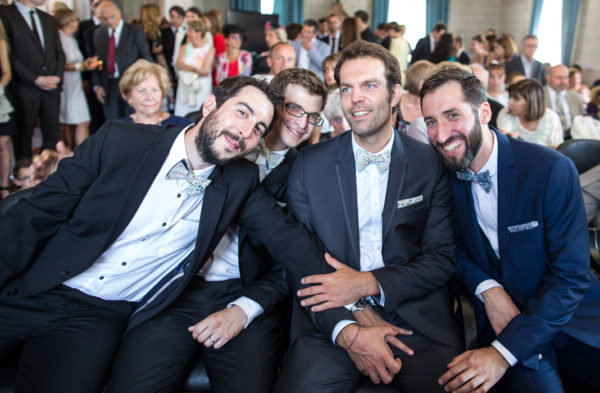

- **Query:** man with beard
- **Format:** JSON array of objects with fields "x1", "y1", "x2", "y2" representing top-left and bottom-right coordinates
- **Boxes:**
[
  {"x1": 105, "y1": 68, "x2": 328, "y2": 393},
  {"x1": 0, "y1": 76, "x2": 329, "y2": 393},
  {"x1": 420, "y1": 67, "x2": 600, "y2": 393},
  {"x1": 275, "y1": 41, "x2": 462, "y2": 393}
]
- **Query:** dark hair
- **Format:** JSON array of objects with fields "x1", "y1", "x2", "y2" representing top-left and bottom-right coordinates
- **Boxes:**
[
  {"x1": 471, "y1": 34, "x2": 484, "y2": 44},
  {"x1": 54, "y1": 8, "x2": 76, "y2": 28},
  {"x1": 270, "y1": 68, "x2": 328, "y2": 111},
  {"x1": 334, "y1": 40, "x2": 402, "y2": 94},
  {"x1": 169, "y1": 6, "x2": 184, "y2": 17},
  {"x1": 322, "y1": 52, "x2": 342, "y2": 73},
  {"x1": 433, "y1": 22, "x2": 446, "y2": 32},
  {"x1": 13, "y1": 158, "x2": 32, "y2": 178},
  {"x1": 199, "y1": 76, "x2": 282, "y2": 131},
  {"x1": 523, "y1": 34, "x2": 538, "y2": 42},
  {"x1": 318, "y1": 17, "x2": 327, "y2": 24},
  {"x1": 223, "y1": 24, "x2": 246, "y2": 41},
  {"x1": 420, "y1": 67, "x2": 487, "y2": 111},
  {"x1": 286, "y1": 23, "x2": 302, "y2": 41},
  {"x1": 376, "y1": 22, "x2": 387, "y2": 31},
  {"x1": 487, "y1": 63, "x2": 505, "y2": 74},
  {"x1": 507, "y1": 79, "x2": 545, "y2": 122},
  {"x1": 429, "y1": 33, "x2": 454, "y2": 64},
  {"x1": 354, "y1": 10, "x2": 369, "y2": 23},
  {"x1": 454, "y1": 35, "x2": 462, "y2": 46},
  {"x1": 186, "y1": 7, "x2": 202, "y2": 19},
  {"x1": 340, "y1": 17, "x2": 360, "y2": 49},
  {"x1": 304, "y1": 19, "x2": 319, "y2": 32}
]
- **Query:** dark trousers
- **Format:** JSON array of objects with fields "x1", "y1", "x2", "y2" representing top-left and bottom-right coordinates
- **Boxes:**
[
  {"x1": 103, "y1": 78, "x2": 133, "y2": 121},
  {"x1": 490, "y1": 332, "x2": 600, "y2": 393},
  {"x1": 106, "y1": 278, "x2": 287, "y2": 393},
  {"x1": 0, "y1": 285, "x2": 135, "y2": 393},
  {"x1": 12, "y1": 88, "x2": 60, "y2": 159},
  {"x1": 274, "y1": 309, "x2": 461, "y2": 393}
]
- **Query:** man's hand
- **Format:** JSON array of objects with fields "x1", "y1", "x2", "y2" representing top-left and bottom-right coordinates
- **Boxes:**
[
  {"x1": 188, "y1": 305, "x2": 248, "y2": 349},
  {"x1": 95, "y1": 86, "x2": 106, "y2": 104},
  {"x1": 481, "y1": 287, "x2": 520, "y2": 335},
  {"x1": 337, "y1": 324, "x2": 411, "y2": 384},
  {"x1": 298, "y1": 253, "x2": 379, "y2": 311},
  {"x1": 34, "y1": 75, "x2": 60, "y2": 91},
  {"x1": 438, "y1": 347, "x2": 509, "y2": 393}
]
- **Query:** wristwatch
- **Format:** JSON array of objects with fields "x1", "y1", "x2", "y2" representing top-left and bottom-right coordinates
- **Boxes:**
[{"x1": 349, "y1": 298, "x2": 368, "y2": 312}]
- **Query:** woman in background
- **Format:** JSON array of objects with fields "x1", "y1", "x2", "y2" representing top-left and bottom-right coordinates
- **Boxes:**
[
  {"x1": 214, "y1": 25, "x2": 252, "y2": 85},
  {"x1": 340, "y1": 17, "x2": 360, "y2": 50},
  {"x1": 429, "y1": 33, "x2": 455, "y2": 64},
  {"x1": 174, "y1": 20, "x2": 214, "y2": 117},
  {"x1": 497, "y1": 79, "x2": 563, "y2": 148},
  {"x1": 253, "y1": 22, "x2": 287, "y2": 76},
  {"x1": 569, "y1": 67, "x2": 591, "y2": 106},
  {"x1": 54, "y1": 8, "x2": 98, "y2": 149},
  {"x1": 137, "y1": 4, "x2": 170, "y2": 76},
  {"x1": 203, "y1": 10, "x2": 226, "y2": 87}
]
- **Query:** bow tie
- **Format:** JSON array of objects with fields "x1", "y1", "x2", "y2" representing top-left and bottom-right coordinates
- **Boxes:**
[
  {"x1": 456, "y1": 170, "x2": 492, "y2": 193},
  {"x1": 166, "y1": 159, "x2": 212, "y2": 196},
  {"x1": 255, "y1": 139, "x2": 285, "y2": 170},
  {"x1": 355, "y1": 149, "x2": 391, "y2": 174}
]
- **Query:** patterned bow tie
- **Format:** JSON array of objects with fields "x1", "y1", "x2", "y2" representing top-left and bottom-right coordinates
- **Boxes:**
[
  {"x1": 255, "y1": 139, "x2": 285, "y2": 170},
  {"x1": 456, "y1": 170, "x2": 492, "y2": 193},
  {"x1": 166, "y1": 159, "x2": 212, "y2": 196},
  {"x1": 355, "y1": 149, "x2": 391, "y2": 174}
]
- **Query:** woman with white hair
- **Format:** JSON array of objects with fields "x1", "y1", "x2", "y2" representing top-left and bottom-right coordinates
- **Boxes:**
[{"x1": 322, "y1": 89, "x2": 350, "y2": 140}]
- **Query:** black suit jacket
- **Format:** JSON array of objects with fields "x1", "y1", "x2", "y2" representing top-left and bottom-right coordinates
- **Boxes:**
[
  {"x1": 91, "y1": 22, "x2": 153, "y2": 89},
  {"x1": 360, "y1": 27, "x2": 378, "y2": 43},
  {"x1": 0, "y1": 3, "x2": 65, "y2": 95},
  {"x1": 504, "y1": 54, "x2": 547, "y2": 85},
  {"x1": 411, "y1": 35, "x2": 431, "y2": 63},
  {"x1": 76, "y1": 19, "x2": 96, "y2": 57},
  {"x1": 457, "y1": 50, "x2": 470, "y2": 65},
  {"x1": 286, "y1": 130, "x2": 462, "y2": 349},
  {"x1": 0, "y1": 122, "x2": 326, "y2": 332}
]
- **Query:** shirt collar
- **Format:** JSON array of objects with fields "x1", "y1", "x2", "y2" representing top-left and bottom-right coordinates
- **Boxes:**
[
  {"x1": 520, "y1": 53, "x2": 533, "y2": 66},
  {"x1": 477, "y1": 129, "x2": 498, "y2": 177},
  {"x1": 165, "y1": 125, "x2": 215, "y2": 177},
  {"x1": 351, "y1": 128, "x2": 395, "y2": 158},
  {"x1": 109, "y1": 19, "x2": 124, "y2": 37}
]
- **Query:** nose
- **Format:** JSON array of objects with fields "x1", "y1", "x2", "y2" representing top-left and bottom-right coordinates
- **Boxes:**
[
  {"x1": 350, "y1": 87, "x2": 364, "y2": 104},
  {"x1": 434, "y1": 119, "x2": 453, "y2": 144},
  {"x1": 237, "y1": 120, "x2": 255, "y2": 139}
]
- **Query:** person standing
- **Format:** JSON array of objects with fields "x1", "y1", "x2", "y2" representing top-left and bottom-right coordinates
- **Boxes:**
[{"x1": 0, "y1": 0, "x2": 65, "y2": 159}]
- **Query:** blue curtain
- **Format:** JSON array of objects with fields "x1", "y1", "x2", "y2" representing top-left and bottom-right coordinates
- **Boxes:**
[
  {"x1": 528, "y1": 0, "x2": 544, "y2": 35},
  {"x1": 561, "y1": 0, "x2": 580, "y2": 65},
  {"x1": 372, "y1": 0, "x2": 389, "y2": 28},
  {"x1": 230, "y1": 0, "x2": 261, "y2": 12},
  {"x1": 425, "y1": 0, "x2": 450, "y2": 33},
  {"x1": 274, "y1": 0, "x2": 303, "y2": 26}
]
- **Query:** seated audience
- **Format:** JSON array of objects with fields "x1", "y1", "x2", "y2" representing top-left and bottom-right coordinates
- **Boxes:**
[
  {"x1": 121, "y1": 59, "x2": 191, "y2": 126},
  {"x1": 55, "y1": 8, "x2": 98, "y2": 149},
  {"x1": 498, "y1": 79, "x2": 563, "y2": 148},
  {"x1": 569, "y1": 67, "x2": 591, "y2": 106},
  {"x1": 571, "y1": 86, "x2": 600, "y2": 140},
  {"x1": 421, "y1": 65, "x2": 600, "y2": 393},
  {"x1": 214, "y1": 25, "x2": 252, "y2": 86},
  {"x1": 545, "y1": 64, "x2": 585, "y2": 138},
  {"x1": 253, "y1": 22, "x2": 287, "y2": 76},
  {"x1": 488, "y1": 63, "x2": 509, "y2": 106},
  {"x1": 174, "y1": 19, "x2": 214, "y2": 117}
]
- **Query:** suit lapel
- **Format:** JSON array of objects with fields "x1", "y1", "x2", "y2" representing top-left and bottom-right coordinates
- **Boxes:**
[
  {"x1": 495, "y1": 130, "x2": 517, "y2": 260},
  {"x1": 335, "y1": 133, "x2": 361, "y2": 269},
  {"x1": 382, "y1": 130, "x2": 407, "y2": 242},
  {"x1": 102, "y1": 127, "x2": 180, "y2": 249},
  {"x1": 11, "y1": 4, "x2": 44, "y2": 52}
]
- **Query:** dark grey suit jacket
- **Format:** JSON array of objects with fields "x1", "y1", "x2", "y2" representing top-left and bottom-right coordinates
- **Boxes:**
[
  {"x1": 286, "y1": 130, "x2": 462, "y2": 349},
  {"x1": 91, "y1": 22, "x2": 153, "y2": 90},
  {"x1": 505, "y1": 54, "x2": 547, "y2": 85}
]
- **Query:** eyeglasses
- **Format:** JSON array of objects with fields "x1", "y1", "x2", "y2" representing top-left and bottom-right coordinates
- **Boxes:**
[{"x1": 284, "y1": 103, "x2": 323, "y2": 126}]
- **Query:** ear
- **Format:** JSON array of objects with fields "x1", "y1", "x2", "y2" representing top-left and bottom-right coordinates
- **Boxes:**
[
  {"x1": 390, "y1": 84, "x2": 402, "y2": 108},
  {"x1": 266, "y1": 56, "x2": 272, "y2": 68},
  {"x1": 478, "y1": 101, "x2": 492, "y2": 125},
  {"x1": 202, "y1": 94, "x2": 217, "y2": 118}
]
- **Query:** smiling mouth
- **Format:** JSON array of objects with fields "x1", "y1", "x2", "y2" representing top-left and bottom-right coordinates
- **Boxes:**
[
  {"x1": 351, "y1": 110, "x2": 370, "y2": 118},
  {"x1": 441, "y1": 137, "x2": 464, "y2": 153},
  {"x1": 286, "y1": 125, "x2": 306, "y2": 138},
  {"x1": 224, "y1": 134, "x2": 239, "y2": 150}
]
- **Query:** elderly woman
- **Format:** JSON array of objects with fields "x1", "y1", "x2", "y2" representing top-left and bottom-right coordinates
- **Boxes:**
[
  {"x1": 119, "y1": 59, "x2": 191, "y2": 126},
  {"x1": 322, "y1": 89, "x2": 349, "y2": 140},
  {"x1": 497, "y1": 79, "x2": 563, "y2": 148}
]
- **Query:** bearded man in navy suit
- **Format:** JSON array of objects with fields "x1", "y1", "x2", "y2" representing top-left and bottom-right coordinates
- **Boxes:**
[{"x1": 421, "y1": 66, "x2": 600, "y2": 393}]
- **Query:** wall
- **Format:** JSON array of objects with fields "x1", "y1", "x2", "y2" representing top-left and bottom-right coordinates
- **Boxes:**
[{"x1": 571, "y1": 0, "x2": 600, "y2": 84}]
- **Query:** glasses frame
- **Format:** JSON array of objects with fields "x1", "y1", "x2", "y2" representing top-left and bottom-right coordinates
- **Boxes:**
[{"x1": 284, "y1": 103, "x2": 324, "y2": 126}]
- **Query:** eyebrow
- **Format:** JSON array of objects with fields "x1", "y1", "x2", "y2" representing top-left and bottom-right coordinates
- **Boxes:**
[{"x1": 236, "y1": 102, "x2": 255, "y2": 116}]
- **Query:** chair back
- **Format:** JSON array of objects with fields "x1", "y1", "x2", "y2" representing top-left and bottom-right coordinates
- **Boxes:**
[{"x1": 557, "y1": 139, "x2": 600, "y2": 174}]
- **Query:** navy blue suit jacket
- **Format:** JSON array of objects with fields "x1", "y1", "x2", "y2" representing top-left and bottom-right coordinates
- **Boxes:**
[{"x1": 452, "y1": 130, "x2": 600, "y2": 369}]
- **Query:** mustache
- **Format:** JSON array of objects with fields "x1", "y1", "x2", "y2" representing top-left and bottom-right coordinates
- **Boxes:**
[{"x1": 220, "y1": 130, "x2": 245, "y2": 151}]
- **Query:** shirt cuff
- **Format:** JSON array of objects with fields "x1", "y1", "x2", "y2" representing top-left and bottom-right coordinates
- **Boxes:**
[
  {"x1": 475, "y1": 280, "x2": 503, "y2": 302},
  {"x1": 332, "y1": 320, "x2": 357, "y2": 345},
  {"x1": 377, "y1": 283, "x2": 385, "y2": 306},
  {"x1": 491, "y1": 340, "x2": 518, "y2": 366},
  {"x1": 227, "y1": 296, "x2": 263, "y2": 329}
]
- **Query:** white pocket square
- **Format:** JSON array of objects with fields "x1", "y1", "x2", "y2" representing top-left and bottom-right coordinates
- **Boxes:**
[
  {"x1": 397, "y1": 195, "x2": 423, "y2": 208},
  {"x1": 507, "y1": 221, "x2": 538, "y2": 233}
]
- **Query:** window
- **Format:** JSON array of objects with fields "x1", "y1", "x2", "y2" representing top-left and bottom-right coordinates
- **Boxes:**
[
  {"x1": 534, "y1": 0, "x2": 562, "y2": 65},
  {"x1": 261, "y1": 0, "x2": 274, "y2": 15},
  {"x1": 387, "y1": 0, "x2": 427, "y2": 50}
]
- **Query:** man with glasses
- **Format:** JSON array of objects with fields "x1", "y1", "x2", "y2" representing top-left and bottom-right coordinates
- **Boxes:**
[
  {"x1": 275, "y1": 41, "x2": 461, "y2": 393},
  {"x1": 505, "y1": 34, "x2": 546, "y2": 86},
  {"x1": 106, "y1": 69, "x2": 328, "y2": 393}
]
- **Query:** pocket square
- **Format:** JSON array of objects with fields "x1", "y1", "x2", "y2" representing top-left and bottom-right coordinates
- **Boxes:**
[
  {"x1": 507, "y1": 221, "x2": 538, "y2": 233},
  {"x1": 276, "y1": 201, "x2": 287, "y2": 208},
  {"x1": 397, "y1": 195, "x2": 423, "y2": 209}
]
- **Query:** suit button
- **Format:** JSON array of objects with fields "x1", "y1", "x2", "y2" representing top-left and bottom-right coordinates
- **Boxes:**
[{"x1": 60, "y1": 270, "x2": 70, "y2": 278}]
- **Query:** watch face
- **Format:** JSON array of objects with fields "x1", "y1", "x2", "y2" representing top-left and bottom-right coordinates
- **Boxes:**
[{"x1": 350, "y1": 298, "x2": 367, "y2": 312}]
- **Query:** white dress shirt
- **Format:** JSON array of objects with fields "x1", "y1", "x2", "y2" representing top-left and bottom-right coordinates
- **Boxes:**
[
  {"x1": 331, "y1": 131, "x2": 394, "y2": 343},
  {"x1": 15, "y1": 1, "x2": 45, "y2": 49},
  {"x1": 546, "y1": 86, "x2": 573, "y2": 130},
  {"x1": 520, "y1": 54, "x2": 533, "y2": 79},
  {"x1": 65, "y1": 126, "x2": 216, "y2": 302},
  {"x1": 471, "y1": 131, "x2": 518, "y2": 366},
  {"x1": 198, "y1": 143, "x2": 289, "y2": 327}
]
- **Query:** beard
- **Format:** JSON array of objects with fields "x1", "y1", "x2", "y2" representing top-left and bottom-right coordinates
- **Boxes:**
[
  {"x1": 433, "y1": 113, "x2": 483, "y2": 172},
  {"x1": 194, "y1": 111, "x2": 246, "y2": 165}
]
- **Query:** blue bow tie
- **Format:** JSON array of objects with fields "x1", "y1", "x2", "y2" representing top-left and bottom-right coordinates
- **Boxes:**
[
  {"x1": 166, "y1": 159, "x2": 212, "y2": 196},
  {"x1": 456, "y1": 170, "x2": 492, "y2": 193}
]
